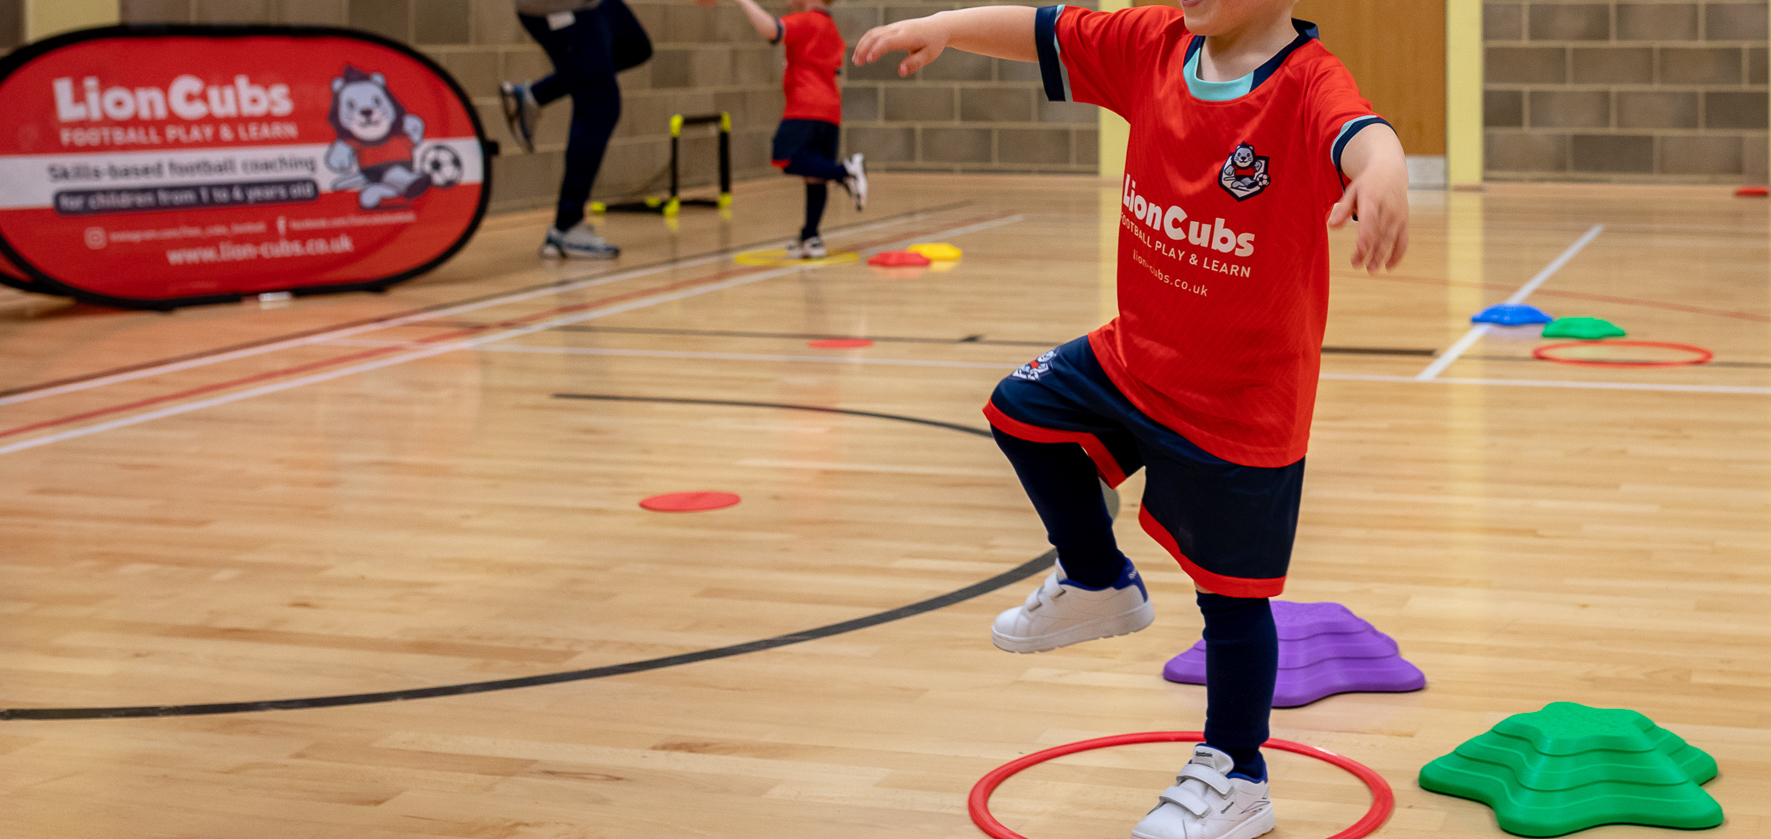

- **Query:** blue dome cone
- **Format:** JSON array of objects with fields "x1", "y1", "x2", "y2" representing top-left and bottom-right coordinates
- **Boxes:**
[{"x1": 1472, "y1": 304, "x2": 1553, "y2": 326}]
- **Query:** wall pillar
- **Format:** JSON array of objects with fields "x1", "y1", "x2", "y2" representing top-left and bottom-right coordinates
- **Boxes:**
[{"x1": 1445, "y1": 0, "x2": 1483, "y2": 187}]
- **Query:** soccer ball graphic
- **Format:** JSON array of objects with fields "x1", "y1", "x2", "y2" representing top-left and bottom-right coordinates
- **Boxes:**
[{"x1": 417, "y1": 145, "x2": 464, "y2": 189}]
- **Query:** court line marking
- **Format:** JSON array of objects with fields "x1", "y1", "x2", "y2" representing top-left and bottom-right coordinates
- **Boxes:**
[
  {"x1": 310, "y1": 342, "x2": 1771, "y2": 395},
  {"x1": 0, "y1": 215, "x2": 1024, "y2": 456},
  {"x1": 453, "y1": 324, "x2": 1437, "y2": 356},
  {"x1": 319, "y1": 341, "x2": 1022, "y2": 370},
  {"x1": 1324, "y1": 372, "x2": 1771, "y2": 395},
  {"x1": 1414, "y1": 224, "x2": 1605, "y2": 381},
  {"x1": 1, "y1": 395, "x2": 1111, "y2": 720},
  {"x1": 512, "y1": 348, "x2": 1771, "y2": 394},
  {"x1": 0, "y1": 207, "x2": 960, "y2": 409},
  {"x1": 1363, "y1": 271, "x2": 1771, "y2": 325}
]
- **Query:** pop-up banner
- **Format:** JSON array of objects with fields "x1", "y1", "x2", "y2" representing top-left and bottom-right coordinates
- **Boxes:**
[{"x1": 0, "y1": 25, "x2": 491, "y2": 309}]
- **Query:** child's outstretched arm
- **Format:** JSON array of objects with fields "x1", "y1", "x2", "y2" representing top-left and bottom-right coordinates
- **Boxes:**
[
  {"x1": 729, "y1": 0, "x2": 783, "y2": 42},
  {"x1": 852, "y1": 6, "x2": 1037, "y2": 76},
  {"x1": 1327, "y1": 127, "x2": 1410, "y2": 274}
]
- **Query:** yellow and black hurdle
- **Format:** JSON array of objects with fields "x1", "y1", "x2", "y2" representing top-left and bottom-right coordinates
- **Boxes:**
[{"x1": 595, "y1": 112, "x2": 732, "y2": 219}]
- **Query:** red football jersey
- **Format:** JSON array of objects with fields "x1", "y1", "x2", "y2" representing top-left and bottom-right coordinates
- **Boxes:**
[
  {"x1": 1039, "y1": 5, "x2": 1387, "y2": 467},
  {"x1": 779, "y1": 10, "x2": 845, "y2": 124}
]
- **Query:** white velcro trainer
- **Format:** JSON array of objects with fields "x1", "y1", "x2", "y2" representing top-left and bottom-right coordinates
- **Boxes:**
[
  {"x1": 990, "y1": 559, "x2": 1155, "y2": 653},
  {"x1": 1131, "y1": 745, "x2": 1274, "y2": 839}
]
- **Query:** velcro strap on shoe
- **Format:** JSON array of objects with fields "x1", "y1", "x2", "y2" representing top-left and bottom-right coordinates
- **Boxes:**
[
  {"x1": 1156, "y1": 784, "x2": 1209, "y2": 817},
  {"x1": 1178, "y1": 764, "x2": 1232, "y2": 795}
]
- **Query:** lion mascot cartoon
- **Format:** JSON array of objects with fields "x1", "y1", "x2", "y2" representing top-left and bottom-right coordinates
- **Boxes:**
[{"x1": 324, "y1": 65, "x2": 431, "y2": 209}]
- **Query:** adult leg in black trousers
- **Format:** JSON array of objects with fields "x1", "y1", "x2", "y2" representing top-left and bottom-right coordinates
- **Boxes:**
[{"x1": 507, "y1": 7, "x2": 626, "y2": 259}]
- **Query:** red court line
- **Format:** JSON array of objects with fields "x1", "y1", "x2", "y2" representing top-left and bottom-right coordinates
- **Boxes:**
[{"x1": 0, "y1": 216, "x2": 1001, "y2": 443}]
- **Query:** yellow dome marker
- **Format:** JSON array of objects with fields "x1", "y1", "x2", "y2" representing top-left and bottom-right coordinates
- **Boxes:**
[{"x1": 907, "y1": 243, "x2": 963, "y2": 261}]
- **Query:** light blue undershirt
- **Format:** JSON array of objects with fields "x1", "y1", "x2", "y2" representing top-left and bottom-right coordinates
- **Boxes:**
[{"x1": 1183, "y1": 47, "x2": 1255, "y2": 101}]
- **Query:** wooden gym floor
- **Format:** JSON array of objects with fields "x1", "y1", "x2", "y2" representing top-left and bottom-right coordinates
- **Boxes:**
[{"x1": 0, "y1": 175, "x2": 1766, "y2": 838}]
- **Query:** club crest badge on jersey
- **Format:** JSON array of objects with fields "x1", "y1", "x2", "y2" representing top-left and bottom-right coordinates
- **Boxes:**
[
  {"x1": 1219, "y1": 142, "x2": 1271, "y2": 201},
  {"x1": 1012, "y1": 349, "x2": 1058, "y2": 381}
]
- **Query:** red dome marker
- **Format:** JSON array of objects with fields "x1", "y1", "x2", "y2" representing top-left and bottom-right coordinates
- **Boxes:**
[
  {"x1": 808, "y1": 338, "x2": 874, "y2": 349},
  {"x1": 868, "y1": 250, "x2": 932, "y2": 267},
  {"x1": 639, "y1": 492, "x2": 741, "y2": 512},
  {"x1": 1736, "y1": 186, "x2": 1768, "y2": 197}
]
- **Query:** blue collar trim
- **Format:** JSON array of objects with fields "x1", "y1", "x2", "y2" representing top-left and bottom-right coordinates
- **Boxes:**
[{"x1": 1183, "y1": 19, "x2": 1319, "y2": 100}]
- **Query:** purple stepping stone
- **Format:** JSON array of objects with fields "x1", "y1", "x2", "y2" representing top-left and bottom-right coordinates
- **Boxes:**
[{"x1": 1161, "y1": 601, "x2": 1425, "y2": 707}]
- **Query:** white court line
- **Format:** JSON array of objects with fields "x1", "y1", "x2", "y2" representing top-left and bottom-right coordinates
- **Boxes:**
[
  {"x1": 1413, "y1": 224, "x2": 1605, "y2": 381},
  {"x1": 0, "y1": 215, "x2": 1024, "y2": 456},
  {"x1": 0, "y1": 211, "x2": 942, "y2": 409},
  {"x1": 1324, "y1": 372, "x2": 1771, "y2": 395}
]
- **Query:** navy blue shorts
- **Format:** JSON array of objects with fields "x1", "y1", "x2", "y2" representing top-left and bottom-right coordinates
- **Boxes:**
[
  {"x1": 771, "y1": 118, "x2": 839, "y2": 168},
  {"x1": 984, "y1": 336, "x2": 1305, "y2": 597}
]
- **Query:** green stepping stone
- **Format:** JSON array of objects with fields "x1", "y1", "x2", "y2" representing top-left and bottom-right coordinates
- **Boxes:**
[
  {"x1": 1541, "y1": 317, "x2": 1625, "y2": 340},
  {"x1": 1420, "y1": 702, "x2": 1723, "y2": 837}
]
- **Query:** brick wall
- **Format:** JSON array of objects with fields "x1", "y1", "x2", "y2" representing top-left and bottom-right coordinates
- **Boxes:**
[
  {"x1": 118, "y1": 0, "x2": 787, "y2": 213},
  {"x1": 116, "y1": 0, "x2": 1100, "y2": 213},
  {"x1": 1484, "y1": 1, "x2": 1769, "y2": 183},
  {"x1": 833, "y1": 0, "x2": 1099, "y2": 174}
]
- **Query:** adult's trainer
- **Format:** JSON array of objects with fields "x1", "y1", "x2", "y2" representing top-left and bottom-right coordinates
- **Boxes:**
[{"x1": 501, "y1": 0, "x2": 652, "y2": 259}]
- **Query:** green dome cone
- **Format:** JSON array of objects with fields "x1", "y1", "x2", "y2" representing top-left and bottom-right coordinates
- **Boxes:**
[
  {"x1": 1541, "y1": 317, "x2": 1625, "y2": 340},
  {"x1": 1419, "y1": 702, "x2": 1723, "y2": 837}
]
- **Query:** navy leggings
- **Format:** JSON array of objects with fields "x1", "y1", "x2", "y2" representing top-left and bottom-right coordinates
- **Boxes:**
[
  {"x1": 521, "y1": 10, "x2": 624, "y2": 231},
  {"x1": 991, "y1": 426, "x2": 1277, "y2": 780}
]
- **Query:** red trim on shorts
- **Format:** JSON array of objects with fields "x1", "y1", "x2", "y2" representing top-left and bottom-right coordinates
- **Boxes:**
[
  {"x1": 772, "y1": 159, "x2": 790, "y2": 168},
  {"x1": 1137, "y1": 506, "x2": 1286, "y2": 598},
  {"x1": 983, "y1": 400, "x2": 1128, "y2": 488}
]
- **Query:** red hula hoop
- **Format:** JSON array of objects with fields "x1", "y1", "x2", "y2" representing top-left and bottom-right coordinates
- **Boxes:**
[
  {"x1": 1533, "y1": 340, "x2": 1713, "y2": 367},
  {"x1": 968, "y1": 731, "x2": 1393, "y2": 839}
]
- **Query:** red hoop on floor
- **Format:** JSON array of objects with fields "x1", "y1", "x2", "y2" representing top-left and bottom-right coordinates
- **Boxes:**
[
  {"x1": 1533, "y1": 340, "x2": 1713, "y2": 367},
  {"x1": 968, "y1": 732, "x2": 1392, "y2": 839}
]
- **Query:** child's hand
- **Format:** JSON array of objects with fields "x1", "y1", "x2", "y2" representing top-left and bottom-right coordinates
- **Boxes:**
[
  {"x1": 853, "y1": 17, "x2": 951, "y2": 76},
  {"x1": 1328, "y1": 128, "x2": 1409, "y2": 274}
]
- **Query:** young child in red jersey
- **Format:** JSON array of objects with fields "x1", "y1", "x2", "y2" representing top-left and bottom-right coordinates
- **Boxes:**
[
  {"x1": 730, "y1": 0, "x2": 868, "y2": 258},
  {"x1": 856, "y1": 2, "x2": 1408, "y2": 838}
]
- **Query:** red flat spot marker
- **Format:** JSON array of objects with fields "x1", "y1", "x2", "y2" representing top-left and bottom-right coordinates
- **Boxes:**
[
  {"x1": 970, "y1": 732, "x2": 1393, "y2": 839},
  {"x1": 867, "y1": 250, "x2": 932, "y2": 267},
  {"x1": 808, "y1": 338, "x2": 874, "y2": 349},
  {"x1": 639, "y1": 492, "x2": 741, "y2": 512},
  {"x1": 1736, "y1": 186, "x2": 1769, "y2": 197}
]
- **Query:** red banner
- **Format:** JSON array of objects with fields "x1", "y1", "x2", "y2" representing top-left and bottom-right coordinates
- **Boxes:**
[{"x1": 0, "y1": 25, "x2": 490, "y2": 308}]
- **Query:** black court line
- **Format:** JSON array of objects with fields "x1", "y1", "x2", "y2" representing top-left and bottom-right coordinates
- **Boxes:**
[
  {"x1": 1325, "y1": 346, "x2": 1435, "y2": 357},
  {"x1": 551, "y1": 393, "x2": 999, "y2": 437},
  {"x1": 1, "y1": 395, "x2": 1088, "y2": 721},
  {"x1": 0, "y1": 201, "x2": 975, "y2": 401}
]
